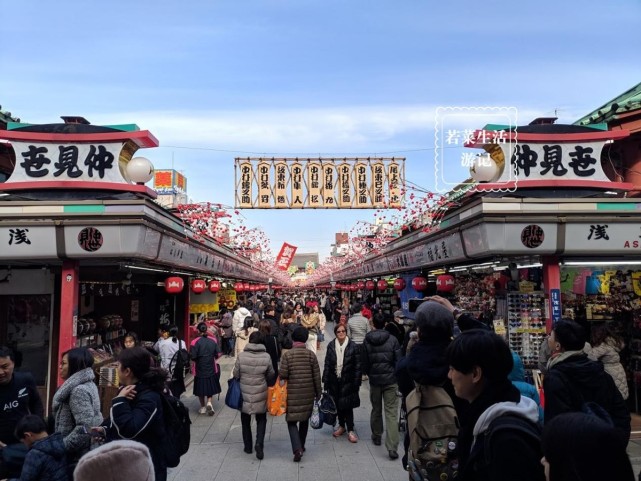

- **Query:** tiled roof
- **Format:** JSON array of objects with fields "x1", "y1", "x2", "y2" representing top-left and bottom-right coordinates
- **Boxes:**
[{"x1": 574, "y1": 82, "x2": 641, "y2": 126}]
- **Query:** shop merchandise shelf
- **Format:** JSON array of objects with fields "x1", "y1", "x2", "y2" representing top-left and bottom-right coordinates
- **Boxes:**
[{"x1": 507, "y1": 292, "x2": 547, "y2": 368}]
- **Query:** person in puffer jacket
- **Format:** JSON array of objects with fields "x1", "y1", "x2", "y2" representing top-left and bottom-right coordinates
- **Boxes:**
[
  {"x1": 361, "y1": 314, "x2": 401, "y2": 460},
  {"x1": 508, "y1": 351, "x2": 543, "y2": 422},
  {"x1": 233, "y1": 331, "x2": 276, "y2": 460},
  {"x1": 9, "y1": 415, "x2": 68, "y2": 481}
]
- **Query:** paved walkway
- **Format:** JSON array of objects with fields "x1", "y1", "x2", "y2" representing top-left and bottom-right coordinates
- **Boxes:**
[
  {"x1": 169, "y1": 331, "x2": 408, "y2": 481},
  {"x1": 168, "y1": 328, "x2": 641, "y2": 480}
]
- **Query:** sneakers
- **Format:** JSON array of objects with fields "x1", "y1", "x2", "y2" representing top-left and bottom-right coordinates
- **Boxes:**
[
  {"x1": 347, "y1": 431, "x2": 358, "y2": 443},
  {"x1": 333, "y1": 426, "x2": 346, "y2": 438},
  {"x1": 198, "y1": 407, "x2": 207, "y2": 414},
  {"x1": 389, "y1": 450, "x2": 399, "y2": 460},
  {"x1": 206, "y1": 402, "x2": 215, "y2": 416}
]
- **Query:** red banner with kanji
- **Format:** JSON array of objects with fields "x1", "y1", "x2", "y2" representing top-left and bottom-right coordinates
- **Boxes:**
[{"x1": 275, "y1": 242, "x2": 297, "y2": 271}]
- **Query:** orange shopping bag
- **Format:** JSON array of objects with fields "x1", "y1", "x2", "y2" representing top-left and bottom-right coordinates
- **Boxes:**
[{"x1": 267, "y1": 376, "x2": 287, "y2": 416}]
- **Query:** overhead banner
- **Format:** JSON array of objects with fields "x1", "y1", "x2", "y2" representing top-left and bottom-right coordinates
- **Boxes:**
[
  {"x1": 275, "y1": 242, "x2": 298, "y2": 271},
  {"x1": 234, "y1": 157, "x2": 405, "y2": 209}
]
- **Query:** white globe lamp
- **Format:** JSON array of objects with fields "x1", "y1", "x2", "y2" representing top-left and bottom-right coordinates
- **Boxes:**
[
  {"x1": 127, "y1": 157, "x2": 155, "y2": 184},
  {"x1": 469, "y1": 153, "x2": 499, "y2": 183}
]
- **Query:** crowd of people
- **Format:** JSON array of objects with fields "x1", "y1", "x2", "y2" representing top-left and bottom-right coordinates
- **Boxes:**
[{"x1": 0, "y1": 291, "x2": 638, "y2": 481}]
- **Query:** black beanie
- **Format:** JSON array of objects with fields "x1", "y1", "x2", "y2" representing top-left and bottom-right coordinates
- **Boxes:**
[{"x1": 292, "y1": 326, "x2": 309, "y2": 343}]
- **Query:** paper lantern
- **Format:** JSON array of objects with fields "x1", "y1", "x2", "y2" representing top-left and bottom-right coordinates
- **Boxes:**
[
  {"x1": 356, "y1": 280, "x2": 365, "y2": 290},
  {"x1": 365, "y1": 280, "x2": 376, "y2": 291},
  {"x1": 191, "y1": 279, "x2": 206, "y2": 294},
  {"x1": 243, "y1": 282, "x2": 251, "y2": 291},
  {"x1": 208, "y1": 280, "x2": 221, "y2": 293},
  {"x1": 233, "y1": 282, "x2": 244, "y2": 292},
  {"x1": 164, "y1": 277, "x2": 184, "y2": 294},
  {"x1": 393, "y1": 278, "x2": 406, "y2": 291},
  {"x1": 436, "y1": 274, "x2": 456, "y2": 293},
  {"x1": 377, "y1": 279, "x2": 388, "y2": 291},
  {"x1": 412, "y1": 276, "x2": 428, "y2": 292}
]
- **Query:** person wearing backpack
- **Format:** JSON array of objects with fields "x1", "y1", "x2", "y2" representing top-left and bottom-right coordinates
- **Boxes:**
[
  {"x1": 446, "y1": 329, "x2": 544, "y2": 481},
  {"x1": 395, "y1": 301, "x2": 467, "y2": 472},
  {"x1": 190, "y1": 322, "x2": 222, "y2": 416},
  {"x1": 94, "y1": 347, "x2": 169, "y2": 481},
  {"x1": 544, "y1": 320, "x2": 631, "y2": 443},
  {"x1": 154, "y1": 326, "x2": 187, "y2": 375}
]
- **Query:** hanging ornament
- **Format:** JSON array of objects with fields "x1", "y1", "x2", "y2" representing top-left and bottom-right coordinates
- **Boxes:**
[
  {"x1": 357, "y1": 280, "x2": 365, "y2": 290},
  {"x1": 377, "y1": 279, "x2": 388, "y2": 291},
  {"x1": 208, "y1": 280, "x2": 221, "y2": 293},
  {"x1": 393, "y1": 278, "x2": 406, "y2": 291},
  {"x1": 191, "y1": 279, "x2": 206, "y2": 294},
  {"x1": 365, "y1": 280, "x2": 376, "y2": 291},
  {"x1": 412, "y1": 276, "x2": 428, "y2": 292},
  {"x1": 165, "y1": 277, "x2": 184, "y2": 294},
  {"x1": 436, "y1": 274, "x2": 456, "y2": 293},
  {"x1": 234, "y1": 282, "x2": 244, "y2": 293}
]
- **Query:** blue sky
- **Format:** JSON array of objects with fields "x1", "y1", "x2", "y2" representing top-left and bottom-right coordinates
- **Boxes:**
[{"x1": 2, "y1": 0, "x2": 640, "y2": 260}]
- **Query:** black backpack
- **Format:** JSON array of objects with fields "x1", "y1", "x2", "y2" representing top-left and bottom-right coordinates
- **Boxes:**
[
  {"x1": 160, "y1": 391, "x2": 191, "y2": 467},
  {"x1": 169, "y1": 340, "x2": 190, "y2": 381},
  {"x1": 481, "y1": 414, "x2": 541, "y2": 467}
]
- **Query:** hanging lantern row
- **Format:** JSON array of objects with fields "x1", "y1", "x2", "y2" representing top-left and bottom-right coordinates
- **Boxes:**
[
  {"x1": 333, "y1": 274, "x2": 455, "y2": 293},
  {"x1": 163, "y1": 277, "x2": 271, "y2": 295}
]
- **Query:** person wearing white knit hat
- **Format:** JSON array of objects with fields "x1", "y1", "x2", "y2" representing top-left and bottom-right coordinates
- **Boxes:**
[{"x1": 74, "y1": 440, "x2": 155, "y2": 481}]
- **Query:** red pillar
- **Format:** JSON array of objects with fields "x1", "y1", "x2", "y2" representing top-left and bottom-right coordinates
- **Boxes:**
[
  {"x1": 59, "y1": 260, "x2": 79, "y2": 386},
  {"x1": 542, "y1": 256, "x2": 561, "y2": 333}
]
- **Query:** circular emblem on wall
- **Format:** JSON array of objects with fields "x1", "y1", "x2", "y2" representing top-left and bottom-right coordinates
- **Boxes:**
[
  {"x1": 78, "y1": 227, "x2": 103, "y2": 252},
  {"x1": 521, "y1": 224, "x2": 544, "y2": 249}
]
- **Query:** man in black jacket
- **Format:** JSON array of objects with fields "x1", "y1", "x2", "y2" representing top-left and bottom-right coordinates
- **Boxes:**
[
  {"x1": 544, "y1": 320, "x2": 631, "y2": 443},
  {"x1": 362, "y1": 315, "x2": 401, "y2": 460},
  {"x1": 0, "y1": 345, "x2": 44, "y2": 478}
]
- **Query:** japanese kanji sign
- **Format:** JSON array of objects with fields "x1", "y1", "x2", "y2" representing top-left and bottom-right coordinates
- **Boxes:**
[
  {"x1": 464, "y1": 129, "x2": 630, "y2": 188},
  {"x1": 153, "y1": 170, "x2": 187, "y2": 195},
  {"x1": 275, "y1": 242, "x2": 298, "y2": 271},
  {"x1": 234, "y1": 157, "x2": 405, "y2": 209},
  {"x1": 8, "y1": 141, "x2": 125, "y2": 184}
]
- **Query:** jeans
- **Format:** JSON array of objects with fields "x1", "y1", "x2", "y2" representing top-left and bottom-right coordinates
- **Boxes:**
[
  {"x1": 287, "y1": 420, "x2": 309, "y2": 453},
  {"x1": 241, "y1": 412, "x2": 267, "y2": 451},
  {"x1": 369, "y1": 383, "x2": 400, "y2": 451},
  {"x1": 337, "y1": 408, "x2": 355, "y2": 431}
]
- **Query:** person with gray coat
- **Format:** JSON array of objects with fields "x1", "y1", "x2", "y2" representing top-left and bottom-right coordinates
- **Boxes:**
[
  {"x1": 233, "y1": 331, "x2": 276, "y2": 460},
  {"x1": 347, "y1": 302, "x2": 370, "y2": 346},
  {"x1": 52, "y1": 348, "x2": 103, "y2": 464}
]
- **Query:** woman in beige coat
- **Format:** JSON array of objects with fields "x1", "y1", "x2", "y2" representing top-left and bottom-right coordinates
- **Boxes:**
[
  {"x1": 279, "y1": 326, "x2": 322, "y2": 462},
  {"x1": 233, "y1": 331, "x2": 276, "y2": 459},
  {"x1": 585, "y1": 324, "x2": 629, "y2": 399}
]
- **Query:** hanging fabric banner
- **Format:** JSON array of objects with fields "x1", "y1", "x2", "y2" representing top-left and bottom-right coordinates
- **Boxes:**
[
  {"x1": 290, "y1": 161, "x2": 304, "y2": 208},
  {"x1": 306, "y1": 160, "x2": 322, "y2": 208},
  {"x1": 322, "y1": 162, "x2": 336, "y2": 207},
  {"x1": 275, "y1": 242, "x2": 298, "y2": 271},
  {"x1": 273, "y1": 161, "x2": 289, "y2": 208},
  {"x1": 388, "y1": 160, "x2": 402, "y2": 208},
  {"x1": 237, "y1": 160, "x2": 253, "y2": 208},
  {"x1": 354, "y1": 161, "x2": 370, "y2": 208},
  {"x1": 371, "y1": 160, "x2": 386, "y2": 208},
  {"x1": 257, "y1": 160, "x2": 272, "y2": 208},
  {"x1": 337, "y1": 162, "x2": 353, "y2": 208}
]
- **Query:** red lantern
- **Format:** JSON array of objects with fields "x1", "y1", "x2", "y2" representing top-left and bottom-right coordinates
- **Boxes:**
[
  {"x1": 208, "y1": 280, "x2": 221, "y2": 293},
  {"x1": 436, "y1": 274, "x2": 456, "y2": 293},
  {"x1": 243, "y1": 282, "x2": 251, "y2": 291},
  {"x1": 191, "y1": 279, "x2": 206, "y2": 294},
  {"x1": 234, "y1": 282, "x2": 244, "y2": 292},
  {"x1": 393, "y1": 278, "x2": 406, "y2": 291},
  {"x1": 377, "y1": 279, "x2": 388, "y2": 291},
  {"x1": 365, "y1": 280, "x2": 376, "y2": 291},
  {"x1": 411, "y1": 276, "x2": 428, "y2": 292},
  {"x1": 164, "y1": 277, "x2": 184, "y2": 294},
  {"x1": 357, "y1": 280, "x2": 365, "y2": 290}
]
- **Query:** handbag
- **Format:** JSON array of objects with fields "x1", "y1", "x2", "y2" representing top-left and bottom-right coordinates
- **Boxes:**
[
  {"x1": 267, "y1": 376, "x2": 287, "y2": 416},
  {"x1": 310, "y1": 399, "x2": 323, "y2": 429},
  {"x1": 225, "y1": 377, "x2": 243, "y2": 410},
  {"x1": 319, "y1": 392, "x2": 337, "y2": 426}
]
